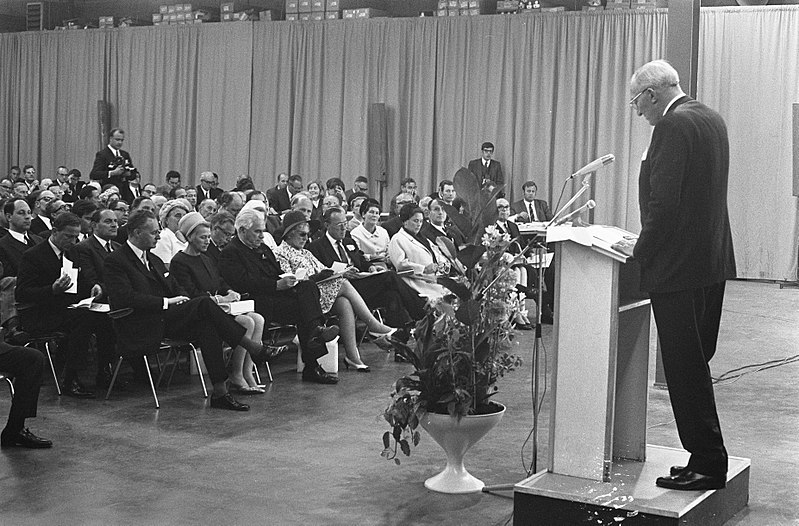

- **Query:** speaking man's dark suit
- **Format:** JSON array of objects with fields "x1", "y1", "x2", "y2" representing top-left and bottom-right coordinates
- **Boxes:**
[
  {"x1": 634, "y1": 96, "x2": 736, "y2": 478},
  {"x1": 468, "y1": 158, "x2": 504, "y2": 190},
  {"x1": 511, "y1": 199, "x2": 553, "y2": 223},
  {"x1": 15, "y1": 239, "x2": 111, "y2": 385},
  {"x1": 308, "y1": 234, "x2": 426, "y2": 327},
  {"x1": 90, "y1": 145, "x2": 134, "y2": 188},
  {"x1": 68, "y1": 236, "x2": 120, "y2": 299},
  {"x1": 0, "y1": 232, "x2": 42, "y2": 279},
  {"x1": 195, "y1": 185, "x2": 222, "y2": 203},
  {"x1": 104, "y1": 242, "x2": 246, "y2": 385},
  {"x1": 218, "y1": 236, "x2": 328, "y2": 365}
]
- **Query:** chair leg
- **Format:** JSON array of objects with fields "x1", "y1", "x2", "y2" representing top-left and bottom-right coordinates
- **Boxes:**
[
  {"x1": 189, "y1": 344, "x2": 208, "y2": 398},
  {"x1": 263, "y1": 362, "x2": 272, "y2": 383},
  {"x1": 156, "y1": 348, "x2": 177, "y2": 389},
  {"x1": 105, "y1": 356, "x2": 124, "y2": 400},
  {"x1": 42, "y1": 341, "x2": 61, "y2": 396},
  {"x1": 142, "y1": 356, "x2": 159, "y2": 409}
]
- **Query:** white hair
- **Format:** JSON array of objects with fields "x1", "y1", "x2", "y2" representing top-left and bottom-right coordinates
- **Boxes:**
[
  {"x1": 235, "y1": 208, "x2": 264, "y2": 231},
  {"x1": 630, "y1": 59, "x2": 680, "y2": 91}
]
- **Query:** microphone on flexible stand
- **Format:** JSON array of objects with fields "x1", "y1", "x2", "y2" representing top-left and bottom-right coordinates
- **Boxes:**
[
  {"x1": 568, "y1": 154, "x2": 615, "y2": 180},
  {"x1": 553, "y1": 200, "x2": 596, "y2": 226}
]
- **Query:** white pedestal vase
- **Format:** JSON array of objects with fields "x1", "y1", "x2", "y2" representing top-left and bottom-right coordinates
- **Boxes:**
[{"x1": 420, "y1": 402, "x2": 506, "y2": 494}]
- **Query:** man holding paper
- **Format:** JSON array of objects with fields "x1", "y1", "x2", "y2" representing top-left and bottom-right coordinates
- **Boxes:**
[
  {"x1": 16, "y1": 213, "x2": 114, "y2": 398},
  {"x1": 309, "y1": 207, "x2": 426, "y2": 330}
]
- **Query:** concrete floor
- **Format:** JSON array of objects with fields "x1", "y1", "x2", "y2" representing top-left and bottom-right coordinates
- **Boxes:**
[{"x1": 0, "y1": 280, "x2": 797, "y2": 525}]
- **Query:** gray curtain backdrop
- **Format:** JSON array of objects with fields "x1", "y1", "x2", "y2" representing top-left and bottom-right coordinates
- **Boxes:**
[{"x1": 0, "y1": 7, "x2": 796, "y2": 280}]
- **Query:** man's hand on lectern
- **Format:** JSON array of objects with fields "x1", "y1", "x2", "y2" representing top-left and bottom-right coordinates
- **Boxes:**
[{"x1": 611, "y1": 238, "x2": 636, "y2": 257}]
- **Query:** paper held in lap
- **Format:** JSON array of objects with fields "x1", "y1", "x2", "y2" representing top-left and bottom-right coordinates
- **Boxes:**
[
  {"x1": 69, "y1": 296, "x2": 110, "y2": 313},
  {"x1": 218, "y1": 299, "x2": 255, "y2": 315}
]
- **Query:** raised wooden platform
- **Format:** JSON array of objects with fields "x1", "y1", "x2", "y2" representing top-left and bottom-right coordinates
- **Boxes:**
[{"x1": 513, "y1": 445, "x2": 750, "y2": 525}]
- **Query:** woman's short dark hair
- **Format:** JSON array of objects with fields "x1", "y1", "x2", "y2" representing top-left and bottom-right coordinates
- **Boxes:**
[
  {"x1": 359, "y1": 198, "x2": 381, "y2": 217},
  {"x1": 398, "y1": 203, "x2": 423, "y2": 222}
]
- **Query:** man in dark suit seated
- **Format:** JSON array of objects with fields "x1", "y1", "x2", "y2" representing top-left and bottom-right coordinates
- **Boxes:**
[
  {"x1": 115, "y1": 196, "x2": 155, "y2": 244},
  {"x1": 90, "y1": 128, "x2": 136, "y2": 188},
  {"x1": 206, "y1": 211, "x2": 236, "y2": 265},
  {"x1": 511, "y1": 181, "x2": 553, "y2": 223},
  {"x1": 104, "y1": 210, "x2": 276, "y2": 410},
  {"x1": 467, "y1": 141, "x2": 504, "y2": 195},
  {"x1": 28, "y1": 189, "x2": 56, "y2": 236},
  {"x1": 196, "y1": 171, "x2": 222, "y2": 204},
  {"x1": 0, "y1": 342, "x2": 51, "y2": 448},
  {"x1": 419, "y1": 198, "x2": 467, "y2": 248},
  {"x1": 0, "y1": 198, "x2": 43, "y2": 279},
  {"x1": 68, "y1": 208, "x2": 122, "y2": 388},
  {"x1": 15, "y1": 213, "x2": 111, "y2": 398},
  {"x1": 309, "y1": 207, "x2": 426, "y2": 331},
  {"x1": 118, "y1": 172, "x2": 143, "y2": 205},
  {"x1": 269, "y1": 174, "x2": 303, "y2": 214},
  {"x1": 218, "y1": 208, "x2": 340, "y2": 384}
]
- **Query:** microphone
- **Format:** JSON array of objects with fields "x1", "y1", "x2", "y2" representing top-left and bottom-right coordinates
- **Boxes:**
[
  {"x1": 569, "y1": 154, "x2": 615, "y2": 179},
  {"x1": 553, "y1": 200, "x2": 596, "y2": 226}
]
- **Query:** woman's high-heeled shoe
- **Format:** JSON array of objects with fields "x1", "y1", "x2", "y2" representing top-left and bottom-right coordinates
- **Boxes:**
[{"x1": 343, "y1": 356, "x2": 370, "y2": 372}]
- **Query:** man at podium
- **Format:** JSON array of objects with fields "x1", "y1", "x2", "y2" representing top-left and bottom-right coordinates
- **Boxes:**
[{"x1": 614, "y1": 60, "x2": 737, "y2": 492}]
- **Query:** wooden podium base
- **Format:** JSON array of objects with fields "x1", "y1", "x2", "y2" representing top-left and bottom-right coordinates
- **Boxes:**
[{"x1": 513, "y1": 445, "x2": 750, "y2": 525}]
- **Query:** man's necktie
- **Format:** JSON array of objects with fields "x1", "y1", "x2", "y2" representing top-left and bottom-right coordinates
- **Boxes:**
[
  {"x1": 105, "y1": 242, "x2": 113, "y2": 253},
  {"x1": 337, "y1": 241, "x2": 348, "y2": 263},
  {"x1": 142, "y1": 253, "x2": 150, "y2": 271},
  {"x1": 23, "y1": 235, "x2": 30, "y2": 246},
  {"x1": 529, "y1": 202, "x2": 537, "y2": 222}
]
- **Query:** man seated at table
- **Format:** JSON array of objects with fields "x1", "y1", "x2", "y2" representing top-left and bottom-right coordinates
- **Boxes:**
[
  {"x1": 104, "y1": 209, "x2": 277, "y2": 411},
  {"x1": 511, "y1": 181, "x2": 552, "y2": 223},
  {"x1": 218, "y1": 208, "x2": 340, "y2": 384},
  {"x1": 309, "y1": 207, "x2": 425, "y2": 332},
  {"x1": 15, "y1": 213, "x2": 113, "y2": 398}
]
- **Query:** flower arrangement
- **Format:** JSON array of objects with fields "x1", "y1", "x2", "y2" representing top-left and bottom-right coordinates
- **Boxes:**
[{"x1": 381, "y1": 222, "x2": 525, "y2": 464}]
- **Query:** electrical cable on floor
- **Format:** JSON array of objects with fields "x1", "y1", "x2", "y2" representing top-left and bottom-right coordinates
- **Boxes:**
[
  {"x1": 647, "y1": 353, "x2": 799, "y2": 429},
  {"x1": 520, "y1": 335, "x2": 548, "y2": 476}
]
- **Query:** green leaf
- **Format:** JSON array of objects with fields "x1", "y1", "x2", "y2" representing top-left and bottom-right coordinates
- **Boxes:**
[
  {"x1": 413, "y1": 431, "x2": 421, "y2": 446},
  {"x1": 457, "y1": 245, "x2": 486, "y2": 271},
  {"x1": 382, "y1": 431, "x2": 390, "y2": 450},
  {"x1": 394, "y1": 458, "x2": 401, "y2": 465},
  {"x1": 392, "y1": 426, "x2": 401, "y2": 442},
  {"x1": 399, "y1": 439, "x2": 411, "y2": 456}
]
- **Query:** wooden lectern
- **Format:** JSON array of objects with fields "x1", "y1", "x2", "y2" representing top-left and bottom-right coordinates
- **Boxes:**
[{"x1": 513, "y1": 224, "x2": 750, "y2": 525}]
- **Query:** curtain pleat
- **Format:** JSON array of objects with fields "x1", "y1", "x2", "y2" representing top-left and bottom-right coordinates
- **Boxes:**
[{"x1": 0, "y1": 8, "x2": 796, "y2": 279}]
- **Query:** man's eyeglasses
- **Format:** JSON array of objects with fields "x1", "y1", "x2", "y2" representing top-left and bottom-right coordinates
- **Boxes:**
[
  {"x1": 497, "y1": 205, "x2": 510, "y2": 209},
  {"x1": 629, "y1": 87, "x2": 652, "y2": 108}
]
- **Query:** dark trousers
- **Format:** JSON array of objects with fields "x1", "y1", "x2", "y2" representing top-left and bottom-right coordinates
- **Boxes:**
[
  {"x1": 20, "y1": 308, "x2": 114, "y2": 384},
  {"x1": 0, "y1": 344, "x2": 43, "y2": 431},
  {"x1": 259, "y1": 280, "x2": 326, "y2": 365},
  {"x1": 352, "y1": 272, "x2": 426, "y2": 327},
  {"x1": 650, "y1": 280, "x2": 728, "y2": 477},
  {"x1": 164, "y1": 296, "x2": 246, "y2": 385}
]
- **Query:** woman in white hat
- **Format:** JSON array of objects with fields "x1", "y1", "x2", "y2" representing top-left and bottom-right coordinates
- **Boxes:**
[
  {"x1": 152, "y1": 198, "x2": 192, "y2": 267},
  {"x1": 171, "y1": 212, "x2": 275, "y2": 394}
]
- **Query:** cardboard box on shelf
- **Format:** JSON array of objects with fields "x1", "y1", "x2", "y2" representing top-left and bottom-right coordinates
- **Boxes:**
[
  {"x1": 221, "y1": 11, "x2": 235, "y2": 21},
  {"x1": 167, "y1": 4, "x2": 177, "y2": 13},
  {"x1": 326, "y1": 0, "x2": 339, "y2": 9},
  {"x1": 312, "y1": 0, "x2": 324, "y2": 11},
  {"x1": 437, "y1": 8, "x2": 447, "y2": 16},
  {"x1": 605, "y1": 0, "x2": 631, "y2": 8},
  {"x1": 286, "y1": 0, "x2": 299, "y2": 13},
  {"x1": 221, "y1": 2, "x2": 235, "y2": 13},
  {"x1": 356, "y1": 7, "x2": 388, "y2": 18},
  {"x1": 152, "y1": 13, "x2": 162, "y2": 22},
  {"x1": 342, "y1": 8, "x2": 357, "y2": 18},
  {"x1": 325, "y1": 10, "x2": 340, "y2": 19},
  {"x1": 286, "y1": 12, "x2": 299, "y2": 20},
  {"x1": 298, "y1": 0, "x2": 312, "y2": 12},
  {"x1": 582, "y1": 5, "x2": 605, "y2": 10},
  {"x1": 299, "y1": 12, "x2": 312, "y2": 20},
  {"x1": 160, "y1": 5, "x2": 169, "y2": 13}
]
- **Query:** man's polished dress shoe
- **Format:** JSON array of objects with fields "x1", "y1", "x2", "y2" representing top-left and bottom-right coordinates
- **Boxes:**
[
  {"x1": 209, "y1": 393, "x2": 250, "y2": 411},
  {"x1": 656, "y1": 470, "x2": 726, "y2": 491},
  {"x1": 308, "y1": 325, "x2": 339, "y2": 349},
  {"x1": 670, "y1": 465, "x2": 687, "y2": 476},
  {"x1": 302, "y1": 365, "x2": 339, "y2": 385},
  {"x1": 1, "y1": 427, "x2": 53, "y2": 449},
  {"x1": 63, "y1": 379, "x2": 94, "y2": 399}
]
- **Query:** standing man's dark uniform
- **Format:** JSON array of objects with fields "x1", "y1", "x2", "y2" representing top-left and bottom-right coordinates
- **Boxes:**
[
  {"x1": 90, "y1": 128, "x2": 136, "y2": 188},
  {"x1": 614, "y1": 60, "x2": 736, "y2": 491}
]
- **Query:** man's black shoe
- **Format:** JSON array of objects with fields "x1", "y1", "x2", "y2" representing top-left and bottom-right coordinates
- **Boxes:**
[
  {"x1": 306, "y1": 325, "x2": 340, "y2": 354},
  {"x1": 670, "y1": 465, "x2": 687, "y2": 476},
  {"x1": 302, "y1": 365, "x2": 338, "y2": 385},
  {"x1": 655, "y1": 470, "x2": 726, "y2": 491},
  {"x1": 1, "y1": 427, "x2": 53, "y2": 449},
  {"x1": 63, "y1": 379, "x2": 94, "y2": 399},
  {"x1": 209, "y1": 393, "x2": 250, "y2": 411}
]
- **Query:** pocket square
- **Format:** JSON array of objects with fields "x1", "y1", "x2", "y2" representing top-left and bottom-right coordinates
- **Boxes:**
[{"x1": 164, "y1": 272, "x2": 169, "y2": 277}]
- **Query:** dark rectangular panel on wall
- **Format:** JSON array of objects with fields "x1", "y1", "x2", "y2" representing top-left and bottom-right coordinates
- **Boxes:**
[
  {"x1": 97, "y1": 100, "x2": 110, "y2": 151},
  {"x1": 368, "y1": 103, "x2": 389, "y2": 201},
  {"x1": 794, "y1": 103, "x2": 799, "y2": 197}
]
